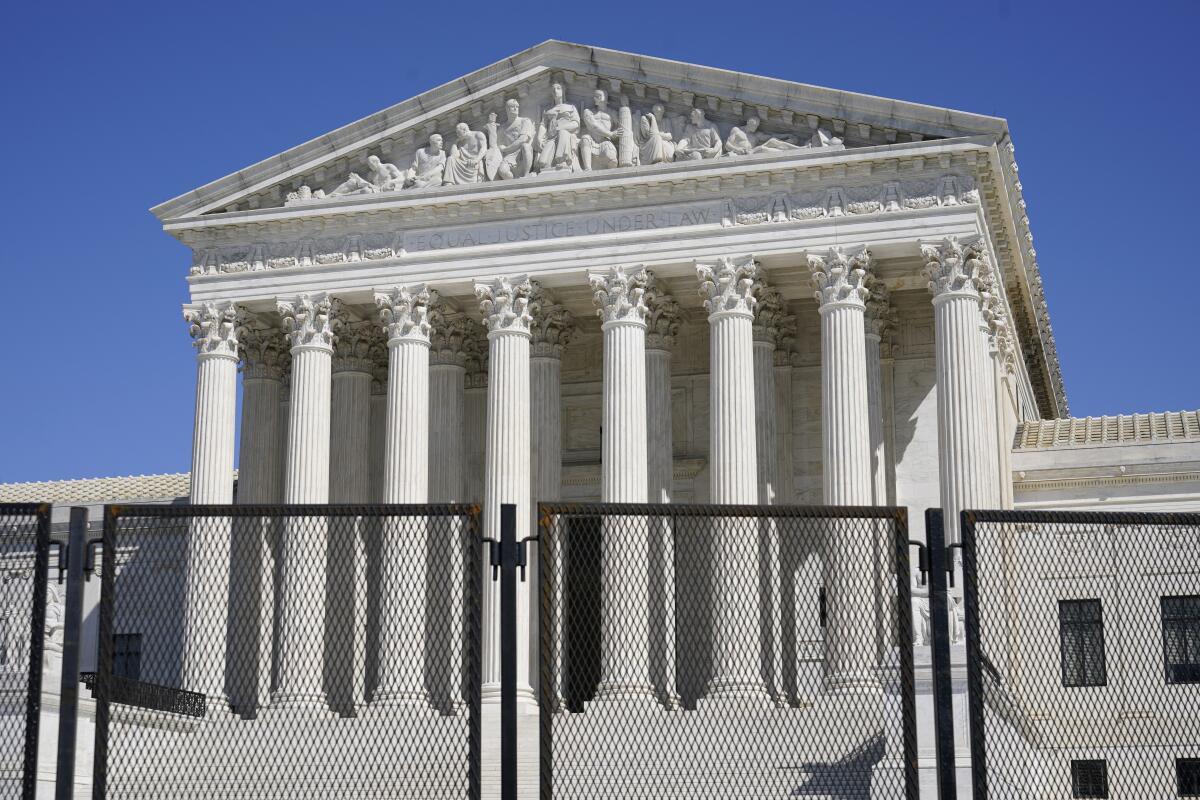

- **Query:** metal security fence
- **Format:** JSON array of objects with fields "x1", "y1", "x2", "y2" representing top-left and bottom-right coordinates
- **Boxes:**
[
  {"x1": 0, "y1": 504, "x2": 51, "y2": 800},
  {"x1": 92, "y1": 504, "x2": 482, "y2": 800},
  {"x1": 962, "y1": 509, "x2": 1200, "y2": 800},
  {"x1": 537, "y1": 503, "x2": 917, "y2": 800}
]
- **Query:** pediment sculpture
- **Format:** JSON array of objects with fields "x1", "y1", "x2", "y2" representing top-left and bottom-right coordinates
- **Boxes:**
[{"x1": 283, "y1": 86, "x2": 854, "y2": 207}]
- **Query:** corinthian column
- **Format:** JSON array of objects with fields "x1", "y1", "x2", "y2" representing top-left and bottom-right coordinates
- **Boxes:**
[
  {"x1": 773, "y1": 315, "x2": 797, "y2": 506},
  {"x1": 696, "y1": 255, "x2": 766, "y2": 702},
  {"x1": 589, "y1": 264, "x2": 655, "y2": 703},
  {"x1": 864, "y1": 277, "x2": 893, "y2": 505},
  {"x1": 231, "y1": 321, "x2": 287, "y2": 713},
  {"x1": 474, "y1": 275, "x2": 534, "y2": 704},
  {"x1": 273, "y1": 293, "x2": 337, "y2": 710},
  {"x1": 182, "y1": 302, "x2": 240, "y2": 706},
  {"x1": 330, "y1": 321, "x2": 374, "y2": 503},
  {"x1": 373, "y1": 285, "x2": 436, "y2": 705},
  {"x1": 806, "y1": 246, "x2": 878, "y2": 693},
  {"x1": 463, "y1": 323, "x2": 489, "y2": 504},
  {"x1": 529, "y1": 282, "x2": 575, "y2": 702},
  {"x1": 922, "y1": 236, "x2": 995, "y2": 547},
  {"x1": 645, "y1": 283, "x2": 681, "y2": 708}
]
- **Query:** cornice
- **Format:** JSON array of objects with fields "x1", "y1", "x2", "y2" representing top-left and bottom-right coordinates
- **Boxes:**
[{"x1": 1013, "y1": 470, "x2": 1200, "y2": 493}]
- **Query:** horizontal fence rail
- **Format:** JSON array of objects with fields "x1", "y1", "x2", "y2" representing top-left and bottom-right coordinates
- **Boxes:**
[
  {"x1": 537, "y1": 502, "x2": 918, "y2": 800},
  {"x1": 92, "y1": 503, "x2": 482, "y2": 800},
  {"x1": 0, "y1": 504, "x2": 51, "y2": 800},
  {"x1": 962, "y1": 509, "x2": 1200, "y2": 800}
]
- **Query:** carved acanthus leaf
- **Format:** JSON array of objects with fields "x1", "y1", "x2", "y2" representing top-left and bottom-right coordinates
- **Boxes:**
[
  {"x1": 430, "y1": 312, "x2": 475, "y2": 367},
  {"x1": 475, "y1": 275, "x2": 534, "y2": 335},
  {"x1": 645, "y1": 274, "x2": 682, "y2": 350},
  {"x1": 752, "y1": 283, "x2": 787, "y2": 344},
  {"x1": 183, "y1": 301, "x2": 240, "y2": 358},
  {"x1": 333, "y1": 319, "x2": 379, "y2": 373},
  {"x1": 865, "y1": 275, "x2": 893, "y2": 339},
  {"x1": 237, "y1": 318, "x2": 288, "y2": 380},
  {"x1": 375, "y1": 285, "x2": 436, "y2": 344},
  {"x1": 921, "y1": 235, "x2": 986, "y2": 298},
  {"x1": 589, "y1": 265, "x2": 651, "y2": 326},
  {"x1": 277, "y1": 293, "x2": 339, "y2": 350},
  {"x1": 806, "y1": 246, "x2": 872, "y2": 308},
  {"x1": 696, "y1": 255, "x2": 760, "y2": 317}
]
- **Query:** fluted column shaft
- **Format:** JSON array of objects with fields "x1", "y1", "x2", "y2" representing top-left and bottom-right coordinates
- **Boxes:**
[
  {"x1": 772, "y1": 346, "x2": 796, "y2": 505},
  {"x1": 646, "y1": 345, "x2": 675, "y2": 504},
  {"x1": 865, "y1": 334, "x2": 886, "y2": 504},
  {"x1": 182, "y1": 302, "x2": 239, "y2": 705},
  {"x1": 476, "y1": 276, "x2": 534, "y2": 704},
  {"x1": 697, "y1": 256, "x2": 765, "y2": 702},
  {"x1": 274, "y1": 293, "x2": 336, "y2": 709},
  {"x1": 645, "y1": 330, "x2": 680, "y2": 708},
  {"x1": 369, "y1": 378, "x2": 387, "y2": 502},
  {"x1": 375, "y1": 286, "x2": 434, "y2": 704}
]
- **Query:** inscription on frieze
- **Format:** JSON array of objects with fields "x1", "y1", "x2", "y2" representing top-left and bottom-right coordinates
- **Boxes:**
[{"x1": 402, "y1": 202, "x2": 722, "y2": 254}]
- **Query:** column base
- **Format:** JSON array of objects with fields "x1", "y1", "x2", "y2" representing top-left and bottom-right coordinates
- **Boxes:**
[
  {"x1": 263, "y1": 692, "x2": 338, "y2": 720},
  {"x1": 589, "y1": 681, "x2": 660, "y2": 709},
  {"x1": 480, "y1": 681, "x2": 537, "y2": 707},
  {"x1": 699, "y1": 676, "x2": 773, "y2": 709},
  {"x1": 824, "y1": 670, "x2": 883, "y2": 695}
]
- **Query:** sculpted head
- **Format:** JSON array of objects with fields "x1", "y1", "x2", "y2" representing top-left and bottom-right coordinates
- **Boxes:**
[
  {"x1": 506, "y1": 98, "x2": 520, "y2": 119},
  {"x1": 367, "y1": 155, "x2": 382, "y2": 170},
  {"x1": 690, "y1": 108, "x2": 705, "y2": 126},
  {"x1": 455, "y1": 122, "x2": 470, "y2": 140},
  {"x1": 651, "y1": 103, "x2": 666, "y2": 119},
  {"x1": 428, "y1": 133, "x2": 443, "y2": 151},
  {"x1": 551, "y1": 82, "x2": 565, "y2": 104},
  {"x1": 592, "y1": 88, "x2": 607, "y2": 107},
  {"x1": 746, "y1": 116, "x2": 761, "y2": 132}
]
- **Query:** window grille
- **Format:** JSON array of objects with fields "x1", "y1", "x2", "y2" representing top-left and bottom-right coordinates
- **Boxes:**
[
  {"x1": 1059, "y1": 599, "x2": 1107, "y2": 687},
  {"x1": 112, "y1": 633, "x2": 141, "y2": 680},
  {"x1": 1162, "y1": 595, "x2": 1200, "y2": 684},
  {"x1": 1070, "y1": 759, "x2": 1109, "y2": 798},
  {"x1": 1179, "y1": 758, "x2": 1200, "y2": 797}
]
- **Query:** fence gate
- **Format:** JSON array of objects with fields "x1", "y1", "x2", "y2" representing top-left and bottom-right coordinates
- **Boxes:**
[
  {"x1": 0, "y1": 503, "x2": 52, "y2": 800},
  {"x1": 538, "y1": 503, "x2": 917, "y2": 799},
  {"x1": 962, "y1": 509, "x2": 1200, "y2": 799},
  {"x1": 91, "y1": 504, "x2": 482, "y2": 799}
]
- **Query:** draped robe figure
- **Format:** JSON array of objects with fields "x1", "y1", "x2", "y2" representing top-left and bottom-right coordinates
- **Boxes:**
[
  {"x1": 725, "y1": 116, "x2": 801, "y2": 156},
  {"x1": 675, "y1": 108, "x2": 723, "y2": 160},
  {"x1": 406, "y1": 134, "x2": 447, "y2": 189},
  {"x1": 489, "y1": 99, "x2": 536, "y2": 180},
  {"x1": 444, "y1": 122, "x2": 488, "y2": 185},
  {"x1": 535, "y1": 82, "x2": 581, "y2": 173},
  {"x1": 635, "y1": 103, "x2": 676, "y2": 165},
  {"x1": 580, "y1": 89, "x2": 624, "y2": 171}
]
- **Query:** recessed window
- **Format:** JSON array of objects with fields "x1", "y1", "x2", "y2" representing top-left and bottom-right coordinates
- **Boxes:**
[
  {"x1": 1179, "y1": 758, "x2": 1200, "y2": 797},
  {"x1": 1162, "y1": 595, "x2": 1200, "y2": 684},
  {"x1": 1070, "y1": 759, "x2": 1108, "y2": 798},
  {"x1": 1059, "y1": 599, "x2": 1107, "y2": 687},
  {"x1": 113, "y1": 633, "x2": 142, "y2": 680}
]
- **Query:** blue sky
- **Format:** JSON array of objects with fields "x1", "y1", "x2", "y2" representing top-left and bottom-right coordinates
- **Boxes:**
[{"x1": 1, "y1": 0, "x2": 1196, "y2": 483}]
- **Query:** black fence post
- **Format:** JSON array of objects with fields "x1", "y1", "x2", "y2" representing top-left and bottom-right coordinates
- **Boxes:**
[
  {"x1": 960, "y1": 510, "x2": 987, "y2": 800},
  {"x1": 499, "y1": 503, "x2": 518, "y2": 800},
  {"x1": 926, "y1": 508, "x2": 958, "y2": 800},
  {"x1": 20, "y1": 503, "x2": 52, "y2": 800},
  {"x1": 55, "y1": 507, "x2": 87, "y2": 800}
]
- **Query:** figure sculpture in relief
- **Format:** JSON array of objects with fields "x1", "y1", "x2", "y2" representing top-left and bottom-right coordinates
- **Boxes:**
[
  {"x1": 535, "y1": 82, "x2": 581, "y2": 173},
  {"x1": 284, "y1": 185, "x2": 326, "y2": 206},
  {"x1": 580, "y1": 89, "x2": 631, "y2": 171},
  {"x1": 406, "y1": 133, "x2": 447, "y2": 189},
  {"x1": 486, "y1": 99, "x2": 536, "y2": 180},
  {"x1": 635, "y1": 103, "x2": 676, "y2": 165},
  {"x1": 804, "y1": 127, "x2": 845, "y2": 150},
  {"x1": 366, "y1": 155, "x2": 406, "y2": 190},
  {"x1": 330, "y1": 171, "x2": 379, "y2": 197},
  {"x1": 725, "y1": 116, "x2": 801, "y2": 155},
  {"x1": 445, "y1": 123, "x2": 489, "y2": 184},
  {"x1": 674, "y1": 108, "x2": 723, "y2": 160}
]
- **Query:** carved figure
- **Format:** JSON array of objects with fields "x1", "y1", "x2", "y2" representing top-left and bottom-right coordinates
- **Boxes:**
[
  {"x1": 725, "y1": 116, "x2": 801, "y2": 155},
  {"x1": 284, "y1": 185, "x2": 326, "y2": 206},
  {"x1": 406, "y1": 133, "x2": 448, "y2": 189},
  {"x1": 444, "y1": 123, "x2": 488, "y2": 184},
  {"x1": 535, "y1": 82, "x2": 581, "y2": 173},
  {"x1": 804, "y1": 127, "x2": 846, "y2": 150},
  {"x1": 488, "y1": 99, "x2": 536, "y2": 180},
  {"x1": 366, "y1": 155, "x2": 406, "y2": 191},
  {"x1": 580, "y1": 89, "x2": 627, "y2": 171},
  {"x1": 635, "y1": 103, "x2": 676, "y2": 165},
  {"x1": 675, "y1": 108, "x2": 723, "y2": 160}
]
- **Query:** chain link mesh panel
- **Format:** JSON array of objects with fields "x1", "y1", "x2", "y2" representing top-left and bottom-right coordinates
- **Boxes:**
[
  {"x1": 0, "y1": 504, "x2": 51, "y2": 800},
  {"x1": 963, "y1": 509, "x2": 1200, "y2": 799},
  {"x1": 92, "y1": 504, "x2": 481, "y2": 800},
  {"x1": 538, "y1": 503, "x2": 916, "y2": 800}
]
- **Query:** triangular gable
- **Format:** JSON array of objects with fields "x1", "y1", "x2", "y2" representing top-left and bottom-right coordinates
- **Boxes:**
[{"x1": 150, "y1": 40, "x2": 1009, "y2": 221}]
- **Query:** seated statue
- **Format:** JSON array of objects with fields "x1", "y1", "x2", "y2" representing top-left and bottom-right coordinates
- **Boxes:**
[
  {"x1": 486, "y1": 99, "x2": 536, "y2": 180},
  {"x1": 675, "y1": 108, "x2": 723, "y2": 160},
  {"x1": 535, "y1": 82, "x2": 581, "y2": 173},
  {"x1": 804, "y1": 127, "x2": 846, "y2": 150},
  {"x1": 725, "y1": 116, "x2": 801, "y2": 155},
  {"x1": 635, "y1": 103, "x2": 676, "y2": 165},
  {"x1": 579, "y1": 89, "x2": 625, "y2": 171},
  {"x1": 406, "y1": 133, "x2": 447, "y2": 189},
  {"x1": 444, "y1": 122, "x2": 488, "y2": 185},
  {"x1": 366, "y1": 154, "x2": 406, "y2": 191}
]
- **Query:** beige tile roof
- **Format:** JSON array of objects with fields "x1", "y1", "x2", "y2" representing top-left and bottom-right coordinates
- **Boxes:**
[
  {"x1": 0, "y1": 472, "x2": 212, "y2": 504},
  {"x1": 1014, "y1": 411, "x2": 1200, "y2": 450}
]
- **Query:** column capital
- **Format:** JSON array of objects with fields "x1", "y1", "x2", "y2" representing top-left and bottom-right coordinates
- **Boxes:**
[
  {"x1": 806, "y1": 246, "x2": 871, "y2": 311},
  {"x1": 430, "y1": 311, "x2": 474, "y2": 367},
  {"x1": 752, "y1": 283, "x2": 787, "y2": 346},
  {"x1": 530, "y1": 281, "x2": 577, "y2": 358},
  {"x1": 864, "y1": 275, "x2": 895, "y2": 342},
  {"x1": 696, "y1": 254, "x2": 760, "y2": 318},
  {"x1": 375, "y1": 284, "x2": 436, "y2": 346},
  {"x1": 277, "y1": 293, "x2": 338, "y2": 352},
  {"x1": 645, "y1": 275, "x2": 682, "y2": 352},
  {"x1": 921, "y1": 235, "x2": 987, "y2": 299},
  {"x1": 589, "y1": 264, "x2": 651, "y2": 328},
  {"x1": 237, "y1": 317, "x2": 288, "y2": 380},
  {"x1": 772, "y1": 314, "x2": 797, "y2": 367},
  {"x1": 463, "y1": 319, "x2": 490, "y2": 389},
  {"x1": 332, "y1": 319, "x2": 379, "y2": 374},
  {"x1": 184, "y1": 301, "x2": 240, "y2": 359},
  {"x1": 474, "y1": 274, "x2": 534, "y2": 336}
]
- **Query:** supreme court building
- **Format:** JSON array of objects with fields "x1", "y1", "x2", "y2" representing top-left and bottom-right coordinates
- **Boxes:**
[{"x1": 4, "y1": 40, "x2": 1200, "y2": 800}]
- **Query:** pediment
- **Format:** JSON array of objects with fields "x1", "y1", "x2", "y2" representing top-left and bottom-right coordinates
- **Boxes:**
[{"x1": 151, "y1": 40, "x2": 1009, "y2": 221}]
